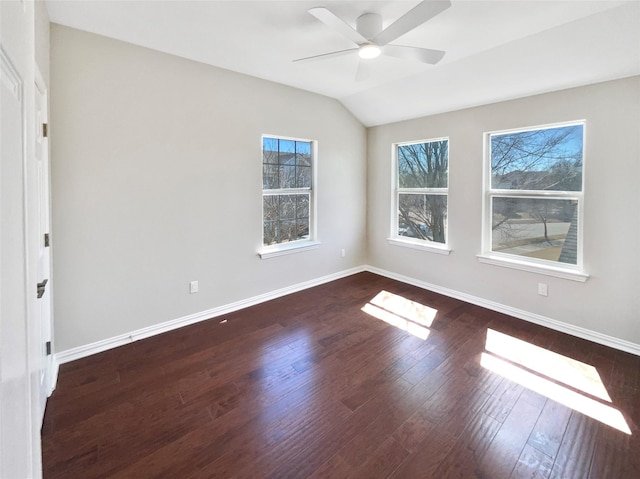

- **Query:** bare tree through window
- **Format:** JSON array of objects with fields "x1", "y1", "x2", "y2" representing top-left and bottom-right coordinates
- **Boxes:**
[
  {"x1": 396, "y1": 139, "x2": 449, "y2": 244},
  {"x1": 488, "y1": 123, "x2": 584, "y2": 265},
  {"x1": 262, "y1": 137, "x2": 312, "y2": 246}
]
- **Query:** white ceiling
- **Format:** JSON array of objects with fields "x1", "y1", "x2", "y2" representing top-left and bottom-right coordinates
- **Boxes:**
[{"x1": 45, "y1": 0, "x2": 640, "y2": 126}]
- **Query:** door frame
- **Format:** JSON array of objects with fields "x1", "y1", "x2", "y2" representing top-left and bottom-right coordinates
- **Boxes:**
[{"x1": 33, "y1": 63, "x2": 55, "y2": 410}]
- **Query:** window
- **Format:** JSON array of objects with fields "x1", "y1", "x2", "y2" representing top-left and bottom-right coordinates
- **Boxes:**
[
  {"x1": 261, "y1": 136, "x2": 317, "y2": 257},
  {"x1": 481, "y1": 121, "x2": 586, "y2": 280},
  {"x1": 389, "y1": 138, "x2": 450, "y2": 254}
]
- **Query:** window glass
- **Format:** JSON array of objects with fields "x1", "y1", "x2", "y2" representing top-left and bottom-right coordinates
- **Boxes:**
[
  {"x1": 394, "y1": 139, "x2": 449, "y2": 246},
  {"x1": 398, "y1": 142, "x2": 448, "y2": 188},
  {"x1": 491, "y1": 125, "x2": 583, "y2": 191},
  {"x1": 262, "y1": 137, "x2": 313, "y2": 247},
  {"x1": 486, "y1": 123, "x2": 584, "y2": 267}
]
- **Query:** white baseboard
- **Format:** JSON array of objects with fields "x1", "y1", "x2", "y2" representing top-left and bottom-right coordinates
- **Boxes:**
[
  {"x1": 364, "y1": 265, "x2": 640, "y2": 357},
  {"x1": 54, "y1": 263, "x2": 639, "y2": 367},
  {"x1": 48, "y1": 359, "x2": 60, "y2": 397},
  {"x1": 54, "y1": 266, "x2": 366, "y2": 365}
]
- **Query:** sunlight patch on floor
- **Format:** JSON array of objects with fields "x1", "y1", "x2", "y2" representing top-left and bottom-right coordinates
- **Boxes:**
[
  {"x1": 485, "y1": 329, "x2": 611, "y2": 402},
  {"x1": 482, "y1": 330, "x2": 631, "y2": 435},
  {"x1": 361, "y1": 290, "x2": 437, "y2": 340}
]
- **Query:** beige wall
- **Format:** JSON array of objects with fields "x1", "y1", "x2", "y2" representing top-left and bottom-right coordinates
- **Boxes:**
[
  {"x1": 367, "y1": 76, "x2": 640, "y2": 346},
  {"x1": 51, "y1": 23, "x2": 640, "y2": 355},
  {"x1": 50, "y1": 25, "x2": 367, "y2": 352}
]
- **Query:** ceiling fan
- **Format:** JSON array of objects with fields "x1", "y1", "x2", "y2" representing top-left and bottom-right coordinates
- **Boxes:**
[{"x1": 294, "y1": 0, "x2": 451, "y2": 71}]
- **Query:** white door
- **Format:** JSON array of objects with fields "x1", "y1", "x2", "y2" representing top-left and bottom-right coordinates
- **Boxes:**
[
  {"x1": 1, "y1": 43, "x2": 39, "y2": 479},
  {"x1": 34, "y1": 67, "x2": 54, "y2": 418}
]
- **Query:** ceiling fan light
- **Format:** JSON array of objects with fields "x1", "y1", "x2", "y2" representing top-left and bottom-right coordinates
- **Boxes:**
[{"x1": 358, "y1": 44, "x2": 381, "y2": 59}]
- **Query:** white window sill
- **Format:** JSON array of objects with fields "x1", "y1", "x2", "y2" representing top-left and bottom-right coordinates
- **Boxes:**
[
  {"x1": 259, "y1": 241, "x2": 321, "y2": 259},
  {"x1": 387, "y1": 238, "x2": 451, "y2": 255},
  {"x1": 477, "y1": 254, "x2": 588, "y2": 282}
]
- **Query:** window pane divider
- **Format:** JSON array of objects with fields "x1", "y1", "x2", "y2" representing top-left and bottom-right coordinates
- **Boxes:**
[
  {"x1": 263, "y1": 188, "x2": 311, "y2": 195},
  {"x1": 489, "y1": 190, "x2": 582, "y2": 198},
  {"x1": 397, "y1": 188, "x2": 447, "y2": 195}
]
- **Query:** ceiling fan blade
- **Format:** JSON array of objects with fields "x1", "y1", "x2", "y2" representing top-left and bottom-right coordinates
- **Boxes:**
[
  {"x1": 383, "y1": 45, "x2": 446, "y2": 64},
  {"x1": 293, "y1": 48, "x2": 358, "y2": 63},
  {"x1": 309, "y1": 7, "x2": 367, "y2": 45},
  {"x1": 373, "y1": 0, "x2": 451, "y2": 46}
]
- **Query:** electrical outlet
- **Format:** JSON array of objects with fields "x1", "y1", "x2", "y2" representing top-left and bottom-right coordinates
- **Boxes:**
[
  {"x1": 341, "y1": 248, "x2": 346, "y2": 258},
  {"x1": 538, "y1": 283, "x2": 548, "y2": 297},
  {"x1": 189, "y1": 281, "x2": 199, "y2": 294}
]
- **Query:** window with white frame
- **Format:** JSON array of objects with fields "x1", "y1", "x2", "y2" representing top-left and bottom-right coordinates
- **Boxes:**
[
  {"x1": 392, "y1": 138, "x2": 449, "y2": 249},
  {"x1": 262, "y1": 136, "x2": 314, "y2": 248},
  {"x1": 483, "y1": 122, "x2": 585, "y2": 273}
]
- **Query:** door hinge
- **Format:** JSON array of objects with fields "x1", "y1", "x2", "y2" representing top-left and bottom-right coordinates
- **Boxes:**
[
  {"x1": 46, "y1": 341, "x2": 52, "y2": 356},
  {"x1": 44, "y1": 233, "x2": 50, "y2": 247},
  {"x1": 42, "y1": 123, "x2": 48, "y2": 138}
]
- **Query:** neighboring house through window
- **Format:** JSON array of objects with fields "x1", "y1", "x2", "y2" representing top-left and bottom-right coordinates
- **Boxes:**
[{"x1": 261, "y1": 136, "x2": 317, "y2": 258}]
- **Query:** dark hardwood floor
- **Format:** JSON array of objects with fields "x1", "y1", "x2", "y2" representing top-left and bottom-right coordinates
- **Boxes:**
[{"x1": 42, "y1": 272, "x2": 640, "y2": 478}]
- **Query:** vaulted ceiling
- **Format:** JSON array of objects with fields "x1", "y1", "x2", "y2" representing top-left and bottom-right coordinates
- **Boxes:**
[{"x1": 45, "y1": 1, "x2": 640, "y2": 126}]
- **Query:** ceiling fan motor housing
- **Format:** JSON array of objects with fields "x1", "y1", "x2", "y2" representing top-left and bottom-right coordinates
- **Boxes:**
[{"x1": 356, "y1": 12, "x2": 383, "y2": 41}]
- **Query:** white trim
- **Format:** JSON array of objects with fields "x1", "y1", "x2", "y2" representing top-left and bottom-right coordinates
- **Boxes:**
[
  {"x1": 258, "y1": 240, "x2": 321, "y2": 259},
  {"x1": 364, "y1": 265, "x2": 638, "y2": 356},
  {"x1": 387, "y1": 238, "x2": 451, "y2": 255},
  {"x1": 53, "y1": 263, "x2": 639, "y2": 366},
  {"x1": 1, "y1": 49, "x2": 22, "y2": 99},
  {"x1": 261, "y1": 135, "x2": 317, "y2": 249},
  {"x1": 49, "y1": 360, "x2": 59, "y2": 395},
  {"x1": 483, "y1": 120, "x2": 586, "y2": 274},
  {"x1": 54, "y1": 266, "x2": 365, "y2": 364},
  {"x1": 34, "y1": 63, "x2": 55, "y2": 401},
  {"x1": 487, "y1": 119, "x2": 587, "y2": 137},
  {"x1": 477, "y1": 254, "x2": 589, "y2": 282},
  {"x1": 391, "y1": 137, "x2": 450, "y2": 249}
]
